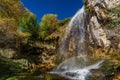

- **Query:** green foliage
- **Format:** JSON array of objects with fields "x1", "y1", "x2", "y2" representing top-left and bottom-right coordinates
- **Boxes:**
[
  {"x1": 0, "y1": 0, "x2": 30, "y2": 47},
  {"x1": 0, "y1": 56, "x2": 24, "y2": 78},
  {"x1": 39, "y1": 14, "x2": 58, "y2": 39},
  {"x1": 107, "y1": 5, "x2": 120, "y2": 29},
  {"x1": 58, "y1": 17, "x2": 71, "y2": 26},
  {"x1": 109, "y1": 5, "x2": 120, "y2": 16},
  {"x1": 19, "y1": 12, "x2": 39, "y2": 41},
  {"x1": 6, "y1": 76, "x2": 18, "y2": 80}
]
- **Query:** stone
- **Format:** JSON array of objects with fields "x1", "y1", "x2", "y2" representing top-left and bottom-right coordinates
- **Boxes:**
[
  {"x1": 87, "y1": 0, "x2": 120, "y2": 9},
  {"x1": 87, "y1": 15, "x2": 111, "y2": 47},
  {"x1": 104, "y1": 0, "x2": 120, "y2": 9},
  {"x1": 85, "y1": 0, "x2": 120, "y2": 48}
]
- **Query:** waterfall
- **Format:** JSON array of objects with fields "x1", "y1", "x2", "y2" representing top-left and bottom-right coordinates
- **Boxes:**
[
  {"x1": 50, "y1": 60, "x2": 104, "y2": 80},
  {"x1": 59, "y1": 6, "x2": 86, "y2": 61},
  {"x1": 50, "y1": 6, "x2": 104, "y2": 80}
]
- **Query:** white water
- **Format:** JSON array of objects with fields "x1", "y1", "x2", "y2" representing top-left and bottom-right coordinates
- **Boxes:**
[
  {"x1": 59, "y1": 6, "x2": 86, "y2": 59},
  {"x1": 50, "y1": 60, "x2": 104, "y2": 80},
  {"x1": 50, "y1": 6, "x2": 104, "y2": 80}
]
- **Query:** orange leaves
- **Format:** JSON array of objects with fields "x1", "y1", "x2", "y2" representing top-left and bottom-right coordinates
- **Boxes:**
[{"x1": 113, "y1": 74, "x2": 120, "y2": 80}]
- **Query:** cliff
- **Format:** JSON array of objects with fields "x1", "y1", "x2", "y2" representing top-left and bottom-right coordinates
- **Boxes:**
[{"x1": 85, "y1": 0, "x2": 120, "y2": 48}]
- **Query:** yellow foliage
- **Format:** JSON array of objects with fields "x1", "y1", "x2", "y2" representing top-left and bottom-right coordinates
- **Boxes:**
[
  {"x1": 87, "y1": 46, "x2": 120, "y2": 80},
  {"x1": 16, "y1": 31, "x2": 31, "y2": 38},
  {"x1": 88, "y1": 46, "x2": 120, "y2": 69},
  {"x1": 113, "y1": 74, "x2": 120, "y2": 80},
  {"x1": 0, "y1": 18, "x2": 17, "y2": 32}
]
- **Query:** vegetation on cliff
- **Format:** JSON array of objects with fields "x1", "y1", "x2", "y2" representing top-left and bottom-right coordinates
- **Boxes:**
[
  {"x1": 107, "y1": 5, "x2": 120, "y2": 29},
  {"x1": 0, "y1": 0, "x2": 119, "y2": 80}
]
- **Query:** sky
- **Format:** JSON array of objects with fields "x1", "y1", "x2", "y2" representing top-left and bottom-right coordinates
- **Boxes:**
[{"x1": 21, "y1": 0, "x2": 83, "y2": 22}]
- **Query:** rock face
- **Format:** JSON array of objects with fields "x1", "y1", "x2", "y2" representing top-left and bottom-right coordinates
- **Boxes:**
[
  {"x1": 105, "y1": 27, "x2": 120, "y2": 49},
  {"x1": 58, "y1": 0, "x2": 120, "y2": 58},
  {"x1": 87, "y1": 15, "x2": 110, "y2": 47},
  {"x1": 86, "y1": 0, "x2": 120, "y2": 9},
  {"x1": 104, "y1": 0, "x2": 120, "y2": 9},
  {"x1": 85, "y1": 0, "x2": 120, "y2": 48}
]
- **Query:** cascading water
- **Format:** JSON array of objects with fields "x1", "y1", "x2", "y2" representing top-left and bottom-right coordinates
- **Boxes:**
[
  {"x1": 59, "y1": 6, "x2": 86, "y2": 58},
  {"x1": 50, "y1": 60, "x2": 104, "y2": 80},
  {"x1": 50, "y1": 6, "x2": 104, "y2": 80}
]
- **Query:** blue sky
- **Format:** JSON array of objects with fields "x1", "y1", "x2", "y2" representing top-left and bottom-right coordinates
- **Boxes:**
[{"x1": 21, "y1": 0, "x2": 83, "y2": 22}]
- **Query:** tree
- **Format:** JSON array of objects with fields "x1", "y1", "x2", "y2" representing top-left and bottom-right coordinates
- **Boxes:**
[
  {"x1": 19, "y1": 12, "x2": 39, "y2": 41},
  {"x1": 0, "y1": 0, "x2": 26, "y2": 22},
  {"x1": 39, "y1": 14, "x2": 58, "y2": 39},
  {"x1": 0, "y1": 18, "x2": 21, "y2": 48},
  {"x1": 58, "y1": 17, "x2": 71, "y2": 26}
]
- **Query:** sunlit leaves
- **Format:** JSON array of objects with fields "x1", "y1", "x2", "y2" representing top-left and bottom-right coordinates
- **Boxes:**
[
  {"x1": 0, "y1": 0, "x2": 25, "y2": 22},
  {"x1": 19, "y1": 12, "x2": 39, "y2": 41},
  {"x1": 39, "y1": 14, "x2": 58, "y2": 39}
]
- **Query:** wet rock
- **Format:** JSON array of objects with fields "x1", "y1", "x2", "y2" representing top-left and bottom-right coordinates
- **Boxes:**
[{"x1": 88, "y1": 69, "x2": 105, "y2": 80}]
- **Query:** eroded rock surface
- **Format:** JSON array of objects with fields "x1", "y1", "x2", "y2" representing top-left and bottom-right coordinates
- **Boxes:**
[{"x1": 86, "y1": 0, "x2": 120, "y2": 47}]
